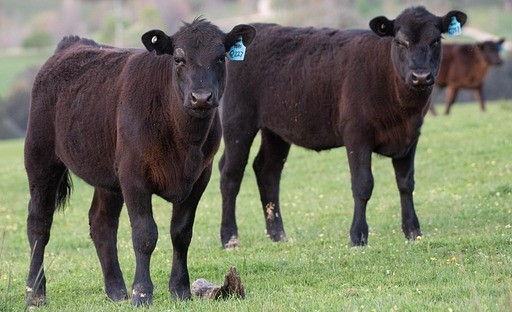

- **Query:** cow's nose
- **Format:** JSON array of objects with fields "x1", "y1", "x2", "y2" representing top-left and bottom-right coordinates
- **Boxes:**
[
  {"x1": 190, "y1": 91, "x2": 213, "y2": 107},
  {"x1": 411, "y1": 71, "x2": 434, "y2": 86}
]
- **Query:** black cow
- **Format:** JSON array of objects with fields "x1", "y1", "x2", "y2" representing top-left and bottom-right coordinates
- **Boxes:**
[
  {"x1": 218, "y1": 7, "x2": 466, "y2": 248},
  {"x1": 24, "y1": 18, "x2": 255, "y2": 306}
]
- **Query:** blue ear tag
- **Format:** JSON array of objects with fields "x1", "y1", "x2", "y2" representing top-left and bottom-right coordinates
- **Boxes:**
[
  {"x1": 447, "y1": 16, "x2": 461, "y2": 38},
  {"x1": 228, "y1": 36, "x2": 246, "y2": 61},
  {"x1": 499, "y1": 43, "x2": 504, "y2": 52}
]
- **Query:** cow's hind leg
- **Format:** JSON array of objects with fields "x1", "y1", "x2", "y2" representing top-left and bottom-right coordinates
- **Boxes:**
[
  {"x1": 219, "y1": 122, "x2": 258, "y2": 248},
  {"x1": 25, "y1": 159, "x2": 68, "y2": 306},
  {"x1": 253, "y1": 129, "x2": 291, "y2": 242},
  {"x1": 169, "y1": 166, "x2": 212, "y2": 300},
  {"x1": 88, "y1": 188, "x2": 127, "y2": 301}
]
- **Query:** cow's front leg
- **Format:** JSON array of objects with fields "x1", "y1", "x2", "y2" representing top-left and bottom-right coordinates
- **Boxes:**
[
  {"x1": 392, "y1": 143, "x2": 421, "y2": 240},
  {"x1": 122, "y1": 182, "x2": 157, "y2": 306},
  {"x1": 346, "y1": 145, "x2": 374, "y2": 246},
  {"x1": 169, "y1": 166, "x2": 212, "y2": 299}
]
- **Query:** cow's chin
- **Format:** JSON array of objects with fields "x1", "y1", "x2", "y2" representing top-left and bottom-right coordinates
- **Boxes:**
[
  {"x1": 405, "y1": 79, "x2": 434, "y2": 92},
  {"x1": 184, "y1": 103, "x2": 219, "y2": 118},
  {"x1": 410, "y1": 84, "x2": 433, "y2": 92}
]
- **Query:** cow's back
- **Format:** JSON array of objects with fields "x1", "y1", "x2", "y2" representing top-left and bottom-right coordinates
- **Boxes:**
[
  {"x1": 223, "y1": 24, "x2": 390, "y2": 150},
  {"x1": 436, "y1": 44, "x2": 487, "y2": 88},
  {"x1": 29, "y1": 39, "x2": 136, "y2": 189}
]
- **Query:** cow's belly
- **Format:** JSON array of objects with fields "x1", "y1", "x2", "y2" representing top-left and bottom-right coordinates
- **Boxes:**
[
  {"x1": 374, "y1": 130, "x2": 421, "y2": 159},
  {"x1": 261, "y1": 104, "x2": 343, "y2": 151},
  {"x1": 54, "y1": 115, "x2": 119, "y2": 190},
  {"x1": 456, "y1": 73, "x2": 485, "y2": 88},
  {"x1": 157, "y1": 181, "x2": 195, "y2": 204},
  {"x1": 374, "y1": 142, "x2": 414, "y2": 159},
  {"x1": 55, "y1": 136, "x2": 119, "y2": 191}
]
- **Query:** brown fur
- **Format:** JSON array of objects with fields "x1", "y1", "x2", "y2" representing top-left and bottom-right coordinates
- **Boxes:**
[
  {"x1": 24, "y1": 19, "x2": 256, "y2": 306},
  {"x1": 431, "y1": 39, "x2": 505, "y2": 114},
  {"x1": 218, "y1": 7, "x2": 466, "y2": 248}
]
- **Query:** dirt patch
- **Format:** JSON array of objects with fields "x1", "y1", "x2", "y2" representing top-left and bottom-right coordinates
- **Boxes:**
[{"x1": 191, "y1": 266, "x2": 245, "y2": 300}]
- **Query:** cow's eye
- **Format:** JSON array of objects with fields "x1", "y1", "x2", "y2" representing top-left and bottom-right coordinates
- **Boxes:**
[
  {"x1": 174, "y1": 58, "x2": 185, "y2": 66},
  {"x1": 394, "y1": 39, "x2": 409, "y2": 48},
  {"x1": 216, "y1": 55, "x2": 226, "y2": 64},
  {"x1": 430, "y1": 38, "x2": 441, "y2": 48}
]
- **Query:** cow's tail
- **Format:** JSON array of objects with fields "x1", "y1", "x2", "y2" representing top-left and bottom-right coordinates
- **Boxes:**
[
  {"x1": 55, "y1": 169, "x2": 73, "y2": 211},
  {"x1": 55, "y1": 35, "x2": 99, "y2": 53}
]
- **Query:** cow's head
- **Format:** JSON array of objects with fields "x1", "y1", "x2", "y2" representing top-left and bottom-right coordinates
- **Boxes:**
[
  {"x1": 370, "y1": 6, "x2": 467, "y2": 91},
  {"x1": 477, "y1": 39, "x2": 505, "y2": 66},
  {"x1": 142, "y1": 18, "x2": 256, "y2": 118}
]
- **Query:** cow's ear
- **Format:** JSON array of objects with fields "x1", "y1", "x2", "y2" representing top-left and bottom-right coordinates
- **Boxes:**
[
  {"x1": 369, "y1": 16, "x2": 395, "y2": 37},
  {"x1": 439, "y1": 11, "x2": 467, "y2": 33},
  {"x1": 224, "y1": 24, "x2": 257, "y2": 51},
  {"x1": 498, "y1": 38, "x2": 506, "y2": 45},
  {"x1": 141, "y1": 29, "x2": 173, "y2": 55}
]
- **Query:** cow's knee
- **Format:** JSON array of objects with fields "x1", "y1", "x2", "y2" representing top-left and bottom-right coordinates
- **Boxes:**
[
  {"x1": 352, "y1": 174, "x2": 374, "y2": 201},
  {"x1": 171, "y1": 223, "x2": 193, "y2": 251},
  {"x1": 396, "y1": 176, "x2": 414, "y2": 195},
  {"x1": 132, "y1": 221, "x2": 158, "y2": 255}
]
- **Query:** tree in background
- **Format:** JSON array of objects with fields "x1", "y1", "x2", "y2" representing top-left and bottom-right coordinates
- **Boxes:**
[
  {"x1": 21, "y1": 30, "x2": 54, "y2": 50},
  {"x1": 0, "y1": 67, "x2": 38, "y2": 139}
]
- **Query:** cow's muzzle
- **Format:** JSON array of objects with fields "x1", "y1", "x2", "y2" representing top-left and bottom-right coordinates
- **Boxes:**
[
  {"x1": 409, "y1": 70, "x2": 434, "y2": 90},
  {"x1": 185, "y1": 90, "x2": 219, "y2": 117}
]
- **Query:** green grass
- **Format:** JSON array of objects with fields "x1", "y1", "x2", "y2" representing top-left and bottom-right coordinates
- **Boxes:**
[
  {"x1": 1, "y1": 102, "x2": 511, "y2": 311},
  {"x1": 0, "y1": 51, "x2": 51, "y2": 98}
]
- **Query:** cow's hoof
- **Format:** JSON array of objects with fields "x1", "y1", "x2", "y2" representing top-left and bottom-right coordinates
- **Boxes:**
[
  {"x1": 223, "y1": 235, "x2": 239, "y2": 249},
  {"x1": 26, "y1": 289, "x2": 46, "y2": 307},
  {"x1": 107, "y1": 288, "x2": 128, "y2": 302},
  {"x1": 350, "y1": 222, "x2": 369, "y2": 247},
  {"x1": 350, "y1": 232, "x2": 368, "y2": 247},
  {"x1": 350, "y1": 235, "x2": 368, "y2": 247},
  {"x1": 131, "y1": 289, "x2": 153, "y2": 306},
  {"x1": 404, "y1": 229, "x2": 422, "y2": 241},
  {"x1": 350, "y1": 240, "x2": 368, "y2": 247},
  {"x1": 267, "y1": 231, "x2": 287, "y2": 243},
  {"x1": 169, "y1": 287, "x2": 192, "y2": 300}
]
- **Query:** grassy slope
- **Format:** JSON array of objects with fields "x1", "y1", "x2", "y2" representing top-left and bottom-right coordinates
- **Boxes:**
[{"x1": 0, "y1": 102, "x2": 511, "y2": 311}]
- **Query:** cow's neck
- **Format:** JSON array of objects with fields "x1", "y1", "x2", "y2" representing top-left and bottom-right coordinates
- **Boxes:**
[{"x1": 170, "y1": 98, "x2": 218, "y2": 147}]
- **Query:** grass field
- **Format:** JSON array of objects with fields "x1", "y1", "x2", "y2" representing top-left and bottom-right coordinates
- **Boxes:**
[{"x1": 0, "y1": 102, "x2": 511, "y2": 311}]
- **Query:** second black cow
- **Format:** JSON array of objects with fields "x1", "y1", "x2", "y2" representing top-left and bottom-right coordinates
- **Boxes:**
[{"x1": 219, "y1": 6, "x2": 467, "y2": 248}]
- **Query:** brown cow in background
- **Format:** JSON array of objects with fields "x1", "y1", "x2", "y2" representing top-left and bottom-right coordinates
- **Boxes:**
[{"x1": 430, "y1": 39, "x2": 505, "y2": 115}]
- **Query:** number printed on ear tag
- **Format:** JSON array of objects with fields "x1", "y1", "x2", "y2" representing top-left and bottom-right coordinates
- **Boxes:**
[
  {"x1": 447, "y1": 16, "x2": 461, "y2": 38},
  {"x1": 228, "y1": 36, "x2": 246, "y2": 61}
]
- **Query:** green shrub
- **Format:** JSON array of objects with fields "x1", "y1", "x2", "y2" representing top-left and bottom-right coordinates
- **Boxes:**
[{"x1": 21, "y1": 29, "x2": 54, "y2": 50}]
